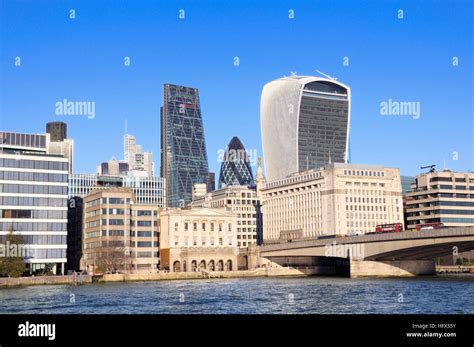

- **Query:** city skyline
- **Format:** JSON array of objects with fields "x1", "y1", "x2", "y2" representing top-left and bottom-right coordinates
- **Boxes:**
[{"x1": 1, "y1": 0, "x2": 472, "y2": 179}]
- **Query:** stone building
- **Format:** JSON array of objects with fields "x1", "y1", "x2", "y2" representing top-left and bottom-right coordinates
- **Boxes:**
[
  {"x1": 82, "y1": 188, "x2": 160, "y2": 273},
  {"x1": 261, "y1": 163, "x2": 404, "y2": 242},
  {"x1": 159, "y1": 207, "x2": 238, "y2": 272}
]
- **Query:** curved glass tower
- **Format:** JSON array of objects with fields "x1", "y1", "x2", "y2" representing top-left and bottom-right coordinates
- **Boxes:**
[
  {"x1": 260, "y1": 76, "x2": 350, "y2": 182},
  {"x1": 218, "y1": 136, "x2": 254, "y2": 189}
]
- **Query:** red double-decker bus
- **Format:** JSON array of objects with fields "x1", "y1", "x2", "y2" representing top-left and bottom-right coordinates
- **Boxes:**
[
  {"x1": 375, "y1": 223, "x2": 403, "y2": 233},
  {"x1": 415, "y1": 222, "x2": 444, "y2": 231}
]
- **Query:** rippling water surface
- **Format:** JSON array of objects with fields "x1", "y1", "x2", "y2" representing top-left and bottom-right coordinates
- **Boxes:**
[{"x1": 0, "y1": 275, "x2": 473, "y2": 314}]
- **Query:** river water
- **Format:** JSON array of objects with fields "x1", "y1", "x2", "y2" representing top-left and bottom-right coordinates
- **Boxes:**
[{"x1": 0, "y1": 275, "x2": 472, "y2": 314}]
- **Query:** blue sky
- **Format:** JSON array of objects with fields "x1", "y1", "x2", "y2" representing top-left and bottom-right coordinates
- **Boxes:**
[{"x1": 1, "y1": 0, "x2": 472, "y2": 177}]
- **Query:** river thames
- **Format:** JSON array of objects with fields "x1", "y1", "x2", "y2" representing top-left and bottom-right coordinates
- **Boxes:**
[{"x1": 0, "y1": 275, "x2": 473, "y2": 314}]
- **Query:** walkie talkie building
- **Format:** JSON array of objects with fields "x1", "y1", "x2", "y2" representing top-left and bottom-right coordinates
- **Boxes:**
[
  {"x1": 161, "y1": 84, "x2": 209, "y2": 207},
  {"x1": 260, "y1": 76, "x2": 351, "y2": 183}
]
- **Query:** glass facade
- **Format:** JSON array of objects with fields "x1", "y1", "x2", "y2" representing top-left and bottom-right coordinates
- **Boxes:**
[
  {"x1": 261, "y1": 76, "x2": 350, "y2": 182},
  {"x1": 0, "y1": 148, "x2": 68, "y2": 274},
  {"x1": 161, "y1": 84, "x2": 209, "y2": 207},
  {"x1": 298, "y1": 84, "x2": 349, "y2": 170},
  {"x1": 218, "y1": 137, "x2": 254, "y2": 189}
]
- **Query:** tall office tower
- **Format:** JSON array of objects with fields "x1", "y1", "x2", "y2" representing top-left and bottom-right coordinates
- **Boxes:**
[
  {"x1": 0, "y1": 131, "x2": 69, "y2": 274},
  {"x1": 46, "y1": 121, "x2": 67, "y2": 142},
  {"x1": 124, "y1": 133, "x2": 154, "y2": 176},
  {"x1": 218, "y1": 136, "x2": 254, "y2": 189},
  {"x1": 161, "y1": 83, "x2": 209, "y2": 207},
  {"x1": 46, "y1": 121, "x2": 74, "y2": 174},
  {"x1": 207, "y1": 172, "x2": 215, "y2": 192},
  {"x1": 260, "y1": 75, "x2": 350, "y2": 182}
]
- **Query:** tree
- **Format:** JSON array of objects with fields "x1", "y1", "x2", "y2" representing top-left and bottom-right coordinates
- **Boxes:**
[
  {"x1": 95, "y1": 246, "x2": 132, "y2": 274},
  {"x1": 0, "y1": 226, "x2": 26, "y2": 277}
]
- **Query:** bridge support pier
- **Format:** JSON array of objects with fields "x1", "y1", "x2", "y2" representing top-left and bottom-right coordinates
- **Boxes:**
[{"x1": 350, "y1": 260, "x2": 436, "y2": 278}]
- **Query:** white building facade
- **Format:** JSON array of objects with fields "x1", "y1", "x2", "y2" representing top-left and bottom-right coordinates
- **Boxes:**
[
  {"x1": 192, "y1": 185, "x2": 260, "y2": 247},
  {"x1": 260, "y1": 75, "x2": 351, "y2": 182},
  {"x1": 261, "y1": 163, "x2": 404, "y2": 243},
  {"x1": 159, "y1": 207, "x2": 238, "y2": 272},
  {"x1": 0, "y1": 131, "x2": 69, "y2": 274},
  {"x1": 68, "y1": 174, "x2": 165, "y2": 206}
]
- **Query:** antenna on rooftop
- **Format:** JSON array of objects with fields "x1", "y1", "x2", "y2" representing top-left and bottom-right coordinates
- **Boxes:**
[{"x1": 316, "y1": 70, "x2": 337, "y2": 80}]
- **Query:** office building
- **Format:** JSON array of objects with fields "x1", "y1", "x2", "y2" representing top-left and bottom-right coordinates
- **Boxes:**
[
  {"x1": 66, "y1": 196, "x2": 83, "y2": 272},
  {"x1": 401, "y1": 176, "x2": 416, "y2": 195},
  {"x1": 161, "y1": 83, "x2": 209, "y2": 207},
  {"x1": 46, "y1": 122, "x2": 74, "y2": 174},
  {"x1": 260, "y1": 163, "x2": 403, "y2": 243},
  {"x1": 82, "y1": 188, "x2": 160, "y2": 273},
  {"x1": 0, "y1": 131, "x2": 69, "y2": 274},
  {"x1": 159, "y1": 207, "x2": 238, "y2": 272},
  {"x1": 68, "y1": 173, "x2": 165, "y2": 206},
  {"x1": 124, "y1": 133, "x2": 154, "y2": 177},
  {"x1": 260, "y1": 75, "x2": 350, "y2": 182},
  {"x1": 218, "y1": 136, "x2": 254, "y2": 189},
  {"x1": 207, "y1": 172, "x2": 215, "y2": 192},
  {"x1": 405, "y1": 169, "x2": 474, "y2": 228},
  {"x1": 192, "y1": 185, "x2": 261, "y2": 247},
  {"x1": 46, "y1": 121, "x2": 67, "y2": 142},
  {"x1": 96, "y1": 157, "x2": 129, "y2": 176}
]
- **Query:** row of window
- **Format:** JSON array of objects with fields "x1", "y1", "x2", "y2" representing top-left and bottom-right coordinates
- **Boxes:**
[
  {"x1": 347, "y1": 213, "x2": 388, "y2": 220},
  {"x1": 174, "y1": 237, "x2": 233, "y2": 247},
  {"x1": 346, "y1": 197, "x2": 388, "y2": 204},
  {"x1": 410, "y1": 209, "x2": 474, "y2": 216},
  {"x1": 0, "y1": 171, "x2": 67, "y2": 183},
  {"x1": 431, "y1": 185, "x2": 474, "y2": 191},
  {"x1": 237, "y1": 235, "x2": 257, "y2": 239},
  {"x1": 236, "y1": 227, "x2": 256, "y2": 233},
  {"x1": 0, "y1": 222, "x2": 66, "y2": 231},
  {"x1": 344, "y1": 170, "x2": 385, "y2": 177},
  {"x1": 237, "y1": 213, "x2": 257, "y2": 218},
  {"x1": 0, "y1": 235, "x2": 66, "y2": 244},
  {"x1": 0, "y1": 132, "x2": 46, "y2": 148},
  {"x1": 0, "y1": 158, "x2": 67, "y2": 171},
  {"x1": 430, "y1": 177, "x2": 468, "y2": 183},
  {"x1": 32, "y1": 248, "x2": 66, "y2": 259},
  {"x1": 1, "y1": 209, "x2": 66, "y2": 219},
  {"x1": 0, "y1": 196, "x2": 66, "y2": 207},
  {"x1": 346, "y1": 205, "x2": 388, "y2": 212},
  {"x1": 181, "y1": 222, "x2": 232, "y2": 232},
  {"x1": 236, "y1": 220, "x2": 256, "y2": 225},
  {"x1": 1, "y1": 183, "x2": 67, "y2": 195}
]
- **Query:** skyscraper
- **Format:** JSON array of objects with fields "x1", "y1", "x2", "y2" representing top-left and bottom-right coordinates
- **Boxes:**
[
  {"x1": 218, "y1": 136, "x2": 254, "y2": 189},
  {"x1": 124, "y1": 133, "x2": 154, "y2": 176},
  {"x1": 260, "y1": 75, "x2": 351, "y2": 182},
  {"x1": 161, "y1": 84, "x2": 209, "y2": 207}
]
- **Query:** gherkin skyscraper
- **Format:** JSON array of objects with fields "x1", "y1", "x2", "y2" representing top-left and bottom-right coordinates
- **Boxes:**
[
  {"x1": 161, "y1": 84, "x2": 209, "y2": 207},
  {"x1": 218, "y1": 136, "x2": 254, "y2": 189}
]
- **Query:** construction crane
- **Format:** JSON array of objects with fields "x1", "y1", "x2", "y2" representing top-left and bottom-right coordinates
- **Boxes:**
[{"x1": 420, "y1": 165, "x2": 436, "y2": 173}]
